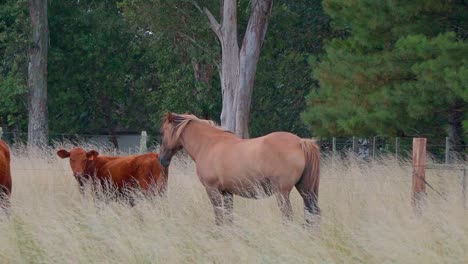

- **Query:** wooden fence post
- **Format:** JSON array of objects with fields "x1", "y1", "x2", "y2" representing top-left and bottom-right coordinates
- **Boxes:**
[
  {"x1": 0, "y1": 127, "x2": 2, "y2": 139},
  {"x1": 372, "y1": 136, "x2": 377, "y2": 160},
  {"x1": 445, "y1": 137, "x2": 450, "y2": 164},
  {"x1": 412, "y1": 138, "x2": 427, "y2": 211},
  {"x1": 463, "y1": 167, "x2": 467, "y2": 208},
  {"x1": 139, "y1": 131, "x2": 148, "y2": 154},
  {"x1": 395, "y1": 137, "x2": 399, "y2": 161},
  {"x1": 352, "y1": 136, "x2": 357, "y2": 153},
  {"x1": 332, "y1": 137, "x2": 336, "y2": 155}
]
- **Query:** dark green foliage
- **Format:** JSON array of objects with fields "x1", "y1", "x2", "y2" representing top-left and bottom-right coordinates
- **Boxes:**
[
  {"x1": 119, "y1": 0, "x2": 331, "y2": 137},
  {"x1": 0, "y1": 0, "x2": 29, "y2": 131},
  {"x1": 48, "y1": 0, "x2": 148, "y2": 134},
  {"x1": 252, "y1": 0, "x2": 330, "y2": 137},
  {"x1": 303, "y1": 0, "x2": 468, "y2": 143},
  {"x1": 0, "y1": 0, "x2": 367, "y2": 141},
  {"x1": 109, "y1": 0, "x2": 223, "y2": 126},
  {"x1": 44, "y1": 0, "x2": 220, "y2": 137}
]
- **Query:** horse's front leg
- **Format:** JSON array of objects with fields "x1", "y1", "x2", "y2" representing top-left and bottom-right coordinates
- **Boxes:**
[
  {"x1": 222, "y1": 191, "x2": 234, "y2": 224},
  {"x1": 206, "y1": 188, "x2": 223, "y2": 225},
  {"x1": 206, "y1": 188, "x2": 233, "y2": 225}
]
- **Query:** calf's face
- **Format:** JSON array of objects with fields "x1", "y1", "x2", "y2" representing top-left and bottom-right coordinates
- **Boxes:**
[{"x1": 57, "y1": 148, "x2": 99, "y2": 177}]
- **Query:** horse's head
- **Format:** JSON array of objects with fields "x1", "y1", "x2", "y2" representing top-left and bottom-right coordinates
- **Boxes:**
[
  {"x1": 159, "y1": 112, "x2": 223, "y2": 167},
  {"x1": 57, "y1": 147, "x2": 99, "y2": 178},
  {"x1": 159, "y1": 112, "x2": 184, "y2": 167}
]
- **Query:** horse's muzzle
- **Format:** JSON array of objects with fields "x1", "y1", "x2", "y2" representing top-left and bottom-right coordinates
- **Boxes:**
[
  {"x1": 73, "y1": 172, "x2": 84, "y2": 178},
  {"x1": 159, "y1": 155, "x2": 171, "y2": 167}
]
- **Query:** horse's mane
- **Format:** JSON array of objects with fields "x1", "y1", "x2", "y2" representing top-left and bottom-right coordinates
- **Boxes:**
[{"x1": 162, "y1": 113, "x2": 230, "y2": 142}]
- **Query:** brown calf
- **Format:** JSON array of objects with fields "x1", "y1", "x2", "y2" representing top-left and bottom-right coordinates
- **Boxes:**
[
  {"x1": 0, "y1": 140, "x2": 12, "y2": 209},
  {"x1": 57, "y1": 147, "x2": 167, "y2": 200}
]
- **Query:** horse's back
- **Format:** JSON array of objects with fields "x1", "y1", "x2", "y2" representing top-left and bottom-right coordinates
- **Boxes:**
[
  {"x1": 0, "y1": 140, "x2": 12, "y2": 196},
  {"x1": 244, "y1": 131, "x2": 304, "y2": 163},
  {"x1": 208, "y1": 131, "x2": 305, "y2": 170},
  {"x1": 253, "y1": 132, "x2": 306, "y2": 177}
]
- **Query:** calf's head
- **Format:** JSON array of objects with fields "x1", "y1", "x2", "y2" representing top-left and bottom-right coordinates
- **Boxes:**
[{"x1": 57, "y1": 148, "x2": 99, "y2": 177}]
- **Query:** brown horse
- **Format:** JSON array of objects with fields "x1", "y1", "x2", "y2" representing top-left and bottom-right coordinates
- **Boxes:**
[
  {"x1": 0, "y1": 140, "x2": 12, "y2": 209},
  {"x1": 57, "y1": 147, "x2": 168, "y2": 201},
  {"x1": 159, "y1": 113, "x2": 320, "y2": 225}
]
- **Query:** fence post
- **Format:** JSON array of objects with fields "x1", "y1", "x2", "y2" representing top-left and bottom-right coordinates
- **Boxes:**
[
  {"x1": 395, "y1": 137, "x2": 399, "y2": 161},
  {"x1": 0, "y1": 127, "x2": 2, "y2": 139},
  {"x1": 445, "y1": 137, "x2": 450, "y2": 164},
  {"x1": 463, "y1": 167, "x2": 467, "y2": 208},
  {"x1": 372, "y1": 136, "x2": 377, "y2": 160},
  {"x1": 332, "y1": 137, "x2": 336, "y2": 155},
  {"x1": 139, "y1": 131, "x2": 148, "y2": 154},
  {"x1": 412, "y1": 138, "x2": 427, "y2": 211},
  {"x1": 352, "y1": 136, "x2": 357, "y2": 153}
]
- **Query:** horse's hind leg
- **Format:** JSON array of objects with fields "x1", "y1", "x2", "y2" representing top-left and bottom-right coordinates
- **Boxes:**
[
  {"x1": 276, "y1": 191, "x2": 293, "y2": 222},
  {"x1": 295, "y1": 184, "x2": 320, "y2": 225}
]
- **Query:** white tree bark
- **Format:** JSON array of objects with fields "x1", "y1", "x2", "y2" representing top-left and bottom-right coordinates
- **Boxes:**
[
  {"x1": 236, "y1": 0, "x2": 272, "y2": 138},
  {"x1": 28, "y1": 0, "x2": 49, "y2": 148},
  {"x1": 202, "y1": 0, "x2": 273, "y2": 138}
]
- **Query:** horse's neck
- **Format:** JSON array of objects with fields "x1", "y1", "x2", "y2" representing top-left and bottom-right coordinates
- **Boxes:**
[{"x1": 180, "y1": 122, "x2": 221, "y2": 162}]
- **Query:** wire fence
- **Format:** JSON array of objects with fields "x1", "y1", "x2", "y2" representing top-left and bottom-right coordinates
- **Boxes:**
[
  {"x1": 317, "y1": 136, "x2": 467, "y2": 164},
  {"x1": 0, "y1": 130, "x2": 159, "y2": 155},
  {"x1": 0, "y1": 129, "x2": 466, "y2": 164}
]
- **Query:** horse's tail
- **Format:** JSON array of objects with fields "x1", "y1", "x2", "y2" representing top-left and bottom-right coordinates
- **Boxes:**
[{"x1": 297, "y1": 138, "x2": 320, "y2": 200}]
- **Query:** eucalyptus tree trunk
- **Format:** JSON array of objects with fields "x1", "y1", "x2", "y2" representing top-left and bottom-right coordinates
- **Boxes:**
[
  {"x1": 203, "y1": 0, "x2": 273, "y2": 138},
  {"x1": 28, "y1": 0, "x2": 49, "y2": 148}
]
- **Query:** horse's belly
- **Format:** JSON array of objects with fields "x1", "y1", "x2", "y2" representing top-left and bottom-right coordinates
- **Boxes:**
[{"x1": 227, "y1": 177, "x2": 276, "y2": 199}]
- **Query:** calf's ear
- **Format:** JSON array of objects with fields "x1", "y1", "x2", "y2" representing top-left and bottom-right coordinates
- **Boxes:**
[
  {"x1": 57, "y1": 149, "x2": 70, "y2": 159},
  {"x1": 86, "y1": 150, "x2": 99, "y2": 160}
]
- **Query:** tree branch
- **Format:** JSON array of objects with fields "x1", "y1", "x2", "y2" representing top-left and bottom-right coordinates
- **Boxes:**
[
  {"x1": 177, "y1": 32, "x2": 221, "y2": 70},
  {"x1": 203, "y1": 7, "x2": 222, "y2": 40},
  {"x1": 191, "y1": 0, "x2": 221, "y2": 40}
]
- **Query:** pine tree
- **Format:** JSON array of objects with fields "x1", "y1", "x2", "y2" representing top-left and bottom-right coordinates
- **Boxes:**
[{"x1": 303, "y1": 0, "x2": 467, "y2": 149}]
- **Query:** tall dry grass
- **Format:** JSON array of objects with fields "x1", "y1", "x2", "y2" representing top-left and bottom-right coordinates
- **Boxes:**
[{"x1": 0, "y1": 144, "x2": 467, "y2": 263}]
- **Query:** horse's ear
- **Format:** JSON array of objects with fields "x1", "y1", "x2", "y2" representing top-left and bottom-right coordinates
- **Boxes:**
[
  {"x1": 166, "y1": 112, "x2": 174, "y2": 123},
  {"x1": 57, "y1": 149, "x2": 70, "y2": 159},
  {"x1": 87, "y1": 150, "x2": 99, "y2": 160}
]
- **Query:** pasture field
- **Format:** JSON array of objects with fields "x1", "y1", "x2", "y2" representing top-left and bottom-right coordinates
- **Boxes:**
[{"x1": 0, "y1": 145, "x2": 467, "y2": 263}]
